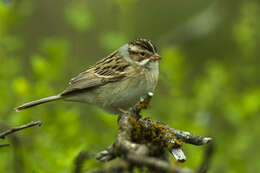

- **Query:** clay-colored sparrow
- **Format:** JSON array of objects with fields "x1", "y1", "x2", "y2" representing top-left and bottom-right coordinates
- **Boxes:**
[{"x1": 16, "y1": 39, "x2": 161, "y2": 114}]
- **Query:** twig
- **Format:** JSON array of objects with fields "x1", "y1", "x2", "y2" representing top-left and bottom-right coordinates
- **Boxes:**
[
  {"x1": 168, "y1": 128, "x2": 212, "y2": 146},
  {"x1": 0, "y1": 143, "x2": 10, "y2": 148},
  {"x1": 95, "y1": 145, "x2": 116, "y2": 162},
  {"x1": 0, "y1": 121, "x2": 42, "y2": 139},
  {"x1": 126, "y1": 154, "x2": 193, "y2": 173},
  {"x1": 197, "y1": 141, "x2": 215, "y2": 173},
  {"x1": 86, "y1": 160, "x2": 129, "y2": 173},
  {"x1": 74, "y1": 151, "x2": 89, "y2": 173}
]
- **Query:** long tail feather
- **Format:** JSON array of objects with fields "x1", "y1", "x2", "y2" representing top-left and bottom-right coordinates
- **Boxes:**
[{"x1": 15, "y1": 95, "x2": 61, "y2": 112}]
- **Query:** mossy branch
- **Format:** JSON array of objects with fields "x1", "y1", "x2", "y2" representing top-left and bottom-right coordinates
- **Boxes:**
[{"x1": 85, "y1": 92, "x2": 214, "y2": 173}]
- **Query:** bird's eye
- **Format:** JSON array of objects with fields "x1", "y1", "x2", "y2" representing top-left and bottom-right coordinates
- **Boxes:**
[{"x1": 140, "y1": 52, "x2": 145, "y2": 56}]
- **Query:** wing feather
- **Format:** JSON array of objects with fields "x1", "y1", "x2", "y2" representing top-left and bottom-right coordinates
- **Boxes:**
[{"x1": 61, "y1": 51, "x2": 130, "y2": 96}]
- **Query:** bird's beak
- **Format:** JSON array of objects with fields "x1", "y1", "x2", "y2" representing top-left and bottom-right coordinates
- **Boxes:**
[{"x1": 150, "y1": 53, "x2": 162, "y2": 61}]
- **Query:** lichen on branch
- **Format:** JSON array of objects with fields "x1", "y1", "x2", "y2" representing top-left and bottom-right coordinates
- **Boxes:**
[{"x1": 88, "y1": 92, "x2": 213, "y2": 173}]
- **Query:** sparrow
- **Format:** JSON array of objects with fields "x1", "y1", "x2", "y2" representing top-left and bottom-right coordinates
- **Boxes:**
[{"x1": 15, "y1": 39, "x2": 161, "y2": 114}]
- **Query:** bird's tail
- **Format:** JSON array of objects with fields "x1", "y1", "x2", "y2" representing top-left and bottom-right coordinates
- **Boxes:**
[{"x1": 15, "y1": 95, "x2": 62, "y2": 112}]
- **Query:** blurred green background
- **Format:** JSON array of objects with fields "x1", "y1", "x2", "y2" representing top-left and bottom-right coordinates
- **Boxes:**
[{"x1": 0, "y1": 0, "x2": 260, "y2": 172}]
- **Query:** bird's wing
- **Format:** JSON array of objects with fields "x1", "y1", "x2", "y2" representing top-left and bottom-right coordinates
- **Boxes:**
[{"x1": 60, "y1": 51, "x2": 130, "y2": 96}]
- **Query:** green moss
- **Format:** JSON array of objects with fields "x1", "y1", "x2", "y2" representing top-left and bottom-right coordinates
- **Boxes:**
[{"x1": 129, "y1": 117, "x2": 182, "y2": 150}]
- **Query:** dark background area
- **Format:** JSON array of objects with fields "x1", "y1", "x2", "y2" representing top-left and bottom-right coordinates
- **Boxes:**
[{"x1": 0, "y1": 0, "x2": 260, "y2": 172}]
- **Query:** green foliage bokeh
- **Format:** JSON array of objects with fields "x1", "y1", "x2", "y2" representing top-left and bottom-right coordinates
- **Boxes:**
[{"x1": 0, "y1": 0, "x2": 260, "y2": 172}]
